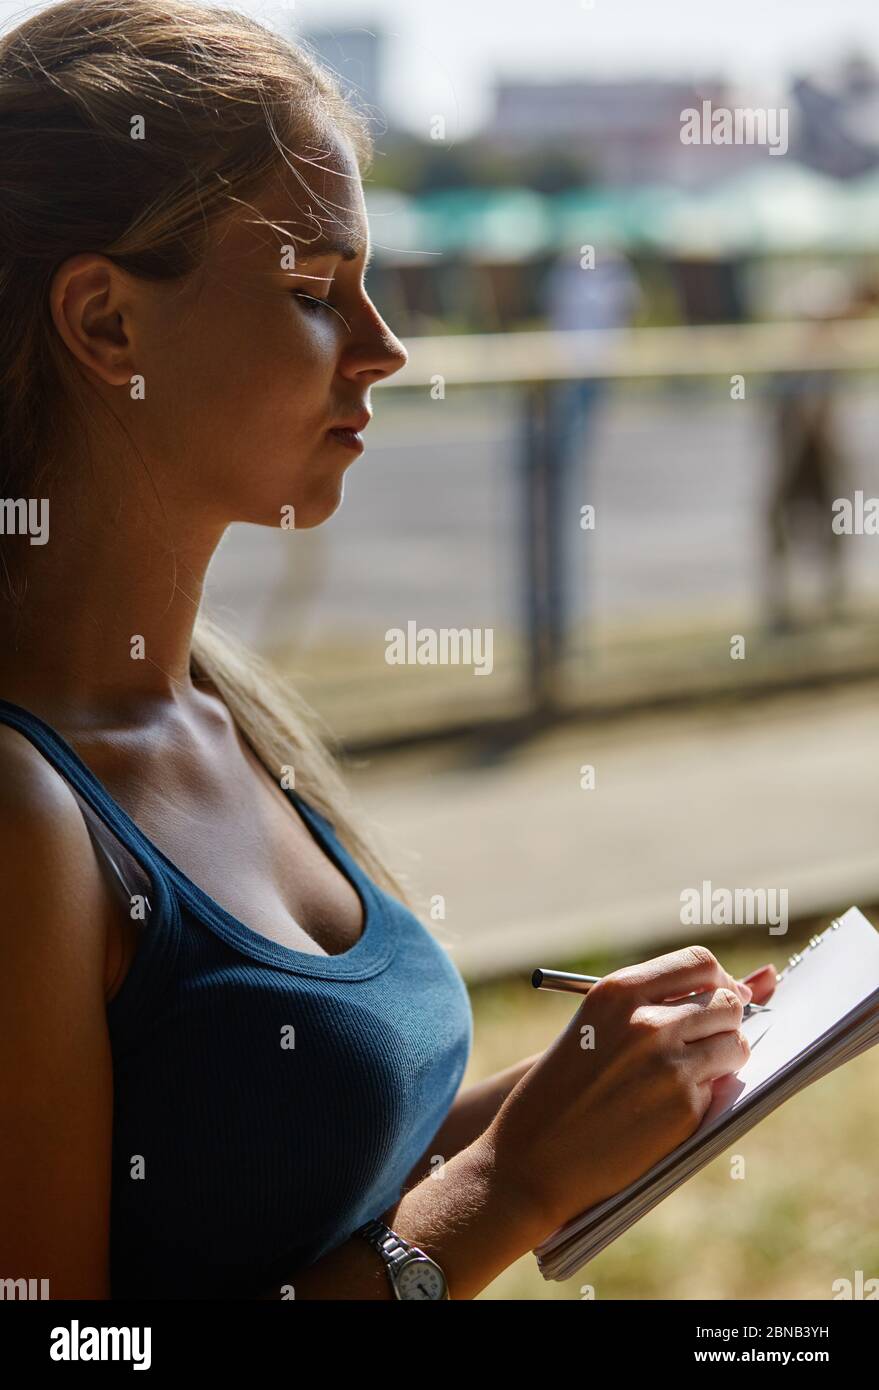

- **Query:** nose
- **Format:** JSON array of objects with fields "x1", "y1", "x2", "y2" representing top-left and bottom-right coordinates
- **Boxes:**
[{"x1": 342, "y1": 299, "x2": 408, "y2": 384}]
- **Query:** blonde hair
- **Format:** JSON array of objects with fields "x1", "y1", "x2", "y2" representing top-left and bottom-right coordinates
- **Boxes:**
[{"x1": 0, "y1": 0, "x2": 413, "y2": 904}]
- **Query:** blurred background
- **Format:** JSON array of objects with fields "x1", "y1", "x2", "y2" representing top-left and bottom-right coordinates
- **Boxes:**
[
  {"x1": 221, "y1": 0, "x2": 879, "y2": 1301},
  {"x1": 16, "y1": 0, "x2": 879, "y2": 1298}
]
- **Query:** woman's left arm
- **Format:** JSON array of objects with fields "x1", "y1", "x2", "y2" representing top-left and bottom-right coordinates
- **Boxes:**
[{"x1": 401, "y1": 1052, "x2": 543, "y2": 1193}]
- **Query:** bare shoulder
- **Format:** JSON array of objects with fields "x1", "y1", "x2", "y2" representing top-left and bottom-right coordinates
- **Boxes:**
[
  {"x1": 0, "y1": 722, "x2": 116, "y2": 1296},
  {"x1": 0, "y1": 720, "x2": 82, "y2": 814},
  {"x1": 0, "y1": 721, "x2": 114, "y2": 956}
]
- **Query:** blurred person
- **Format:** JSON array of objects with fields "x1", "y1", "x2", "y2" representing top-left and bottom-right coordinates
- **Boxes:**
[
  {"x1": 538, "y1": 245, "x2": 642, "y2": 660},
  {"x1": 0, "y1": 0, "x2": 775, "y2": 1302},
  {"x1": 765, "y1": 277, "x2": 879, "y2": 631},
  {"x1": 544, "y1": 241, "x2": 642, "y2": 455}
]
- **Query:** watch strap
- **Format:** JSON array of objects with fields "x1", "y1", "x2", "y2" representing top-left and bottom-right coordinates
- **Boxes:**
[
  {"x1": 358, "y1": 1217, "x2": 415, "y2": 1271},
  {"x1": 356, "y1": 1217, "x2": 449, "y2": 1299}
]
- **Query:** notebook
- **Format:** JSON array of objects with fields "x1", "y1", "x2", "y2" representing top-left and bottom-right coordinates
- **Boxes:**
[{"x1": 534, "y1": 906, "x2": 879, "y2": 1281}]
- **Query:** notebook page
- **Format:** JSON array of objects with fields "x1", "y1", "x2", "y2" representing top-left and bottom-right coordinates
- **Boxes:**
[{"x1": 700, "y1": 907, "x2": 879, "y2": 1128}]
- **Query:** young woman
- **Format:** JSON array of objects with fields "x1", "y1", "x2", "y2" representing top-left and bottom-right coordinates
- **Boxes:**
[{"x1": 0, "y1": 0, "x2": 776, "y2": 1300}]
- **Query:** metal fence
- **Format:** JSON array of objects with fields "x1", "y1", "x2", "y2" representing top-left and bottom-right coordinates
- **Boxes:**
[{"x1": 206, "y1": 320, "x2": 879, "y2": 747}]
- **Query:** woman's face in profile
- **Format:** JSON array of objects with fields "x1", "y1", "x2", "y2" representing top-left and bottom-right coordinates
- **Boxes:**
[{"x1": 64, "y1": 134, "x2": 408, "y2": 534}]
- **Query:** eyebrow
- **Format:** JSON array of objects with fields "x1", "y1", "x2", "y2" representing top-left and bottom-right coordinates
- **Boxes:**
[{"x1": 297, "y1": 235, "x2": 373, "y2": 270}]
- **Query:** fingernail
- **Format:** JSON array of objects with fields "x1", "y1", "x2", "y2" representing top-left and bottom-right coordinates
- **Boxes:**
[{"x1": 745, "y1": 964, "x2": 772, "y2": 981}]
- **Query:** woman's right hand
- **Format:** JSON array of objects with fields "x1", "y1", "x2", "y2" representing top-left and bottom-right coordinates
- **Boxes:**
[{"x1": 483, "y1": 944, "x2": 752, "y2": 1245}]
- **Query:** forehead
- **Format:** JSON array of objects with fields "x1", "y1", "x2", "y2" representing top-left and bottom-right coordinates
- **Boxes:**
[{"x1": 209, "y1": 137, "x2": 369, "y2": 271}]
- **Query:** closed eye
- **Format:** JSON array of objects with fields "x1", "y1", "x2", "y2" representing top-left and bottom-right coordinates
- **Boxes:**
[
  {"x1": 293, "y1": 291, "x2": 333, "y2": 313},
  {"x1": 291, "y1": 290, "x2": 349, "y2": 329}
]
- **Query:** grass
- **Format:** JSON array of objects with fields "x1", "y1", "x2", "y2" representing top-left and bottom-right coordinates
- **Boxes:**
[{"x1": 462, "y1": 938, "x2": 879, "y2": 1300}]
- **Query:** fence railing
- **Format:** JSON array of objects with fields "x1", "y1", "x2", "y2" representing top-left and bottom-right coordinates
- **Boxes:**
[
  {"x1": 374, "y1": 319, "x2": 879, "y2": 716},
  {"x1": 379, "y1": 319, "x2": 879, "y2": 386}
]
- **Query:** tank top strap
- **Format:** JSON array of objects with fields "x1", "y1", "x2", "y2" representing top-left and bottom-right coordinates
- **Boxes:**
[
  {"x1": 0, "y1": 696, "x2": 180, "y2": 1040},
  {"x1": 72, "y1": 787, "x2": 155, "y2": 910},
  {"x1": 0, "y1": 697, "x2": 161, "y2": 864}
]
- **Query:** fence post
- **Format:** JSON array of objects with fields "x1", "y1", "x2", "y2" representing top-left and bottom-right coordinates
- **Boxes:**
[{"x1": 521, "y1": 379, "x2": 565, "y2": 714}]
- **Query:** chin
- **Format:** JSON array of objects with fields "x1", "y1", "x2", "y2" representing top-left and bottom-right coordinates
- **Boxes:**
[{"x1": 252, "y1": 479, "x2": 346, "y2": 531}]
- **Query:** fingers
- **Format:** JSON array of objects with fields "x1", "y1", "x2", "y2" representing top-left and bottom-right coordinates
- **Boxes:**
[
  {"x1": 741, "y1": 962, "x2": 778, "y2": 1004},
  {"x1": 617, "y1": 944, "x2": 751, "y2": 1006},
  {"x1": 686, "y1": 1025, "x2": 750, "y2": 1084},
  {"x1": 663, "y1": 986, "x2": 745, "y2": 1042}
]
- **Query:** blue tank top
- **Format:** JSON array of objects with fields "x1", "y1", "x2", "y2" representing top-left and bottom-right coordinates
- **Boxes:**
[{"x1": 0, "y1": 697, "x2": 473, "y2": 1299}]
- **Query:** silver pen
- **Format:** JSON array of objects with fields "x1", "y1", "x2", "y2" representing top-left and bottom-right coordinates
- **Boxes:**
[{"x1": 531, "y1": 967, "x2": 772, "y2": 1015}]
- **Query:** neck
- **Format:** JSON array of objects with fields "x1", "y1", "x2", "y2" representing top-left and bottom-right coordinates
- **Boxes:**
[{"x1": 0, "y1": 459, "x2": 226, "y2": 729}]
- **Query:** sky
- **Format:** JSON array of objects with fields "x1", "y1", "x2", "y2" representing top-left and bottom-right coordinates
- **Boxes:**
[
  {"x1": 272, "y1": 0, "x2": 877, "y2": 136},
  {"x1": 2, "y1": 0, "x2": 878, "y2": 138}
]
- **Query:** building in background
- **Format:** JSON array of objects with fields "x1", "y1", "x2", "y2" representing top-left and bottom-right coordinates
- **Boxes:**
[
  {"x1": 481, "y1": 78, "x2": 768, "y2": 186},
  {"x1": 297, "y1": 23, "x2": 387, "y2": 135},
  {"x1": 793, "y1": 55, "x2": 879, "y2": 178}
]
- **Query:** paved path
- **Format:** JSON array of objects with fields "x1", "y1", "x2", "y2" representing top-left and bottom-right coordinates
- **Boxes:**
[{"x1": 346, "y1": 682, "x2": 879, "y2": 980}]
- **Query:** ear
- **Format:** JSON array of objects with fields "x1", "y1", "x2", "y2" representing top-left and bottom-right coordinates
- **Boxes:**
[{"x1": 49, "y1": 253, "x2": 137, "y2": 387}]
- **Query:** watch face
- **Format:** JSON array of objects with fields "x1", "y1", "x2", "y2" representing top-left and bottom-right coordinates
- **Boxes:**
[{"x1": 396, "y1": 1256, "x2": 447, "y2": 1300}]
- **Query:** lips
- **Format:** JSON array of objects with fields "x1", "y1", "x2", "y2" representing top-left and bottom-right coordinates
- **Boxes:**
[
  {"x1": 328, "y1": 409, "x2": 372, "y2": 433},
  {"x1": 326, "y1": 425, "x2": 365, "y2": 452},
  {"x1": 326, "y1": 408, "x2": 371, "y2": 453}
]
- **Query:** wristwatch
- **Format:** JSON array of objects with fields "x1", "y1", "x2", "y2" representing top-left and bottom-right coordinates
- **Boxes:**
[{"x1": 356, "y1": 1217, "x2": 449, "y2": 1300}]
